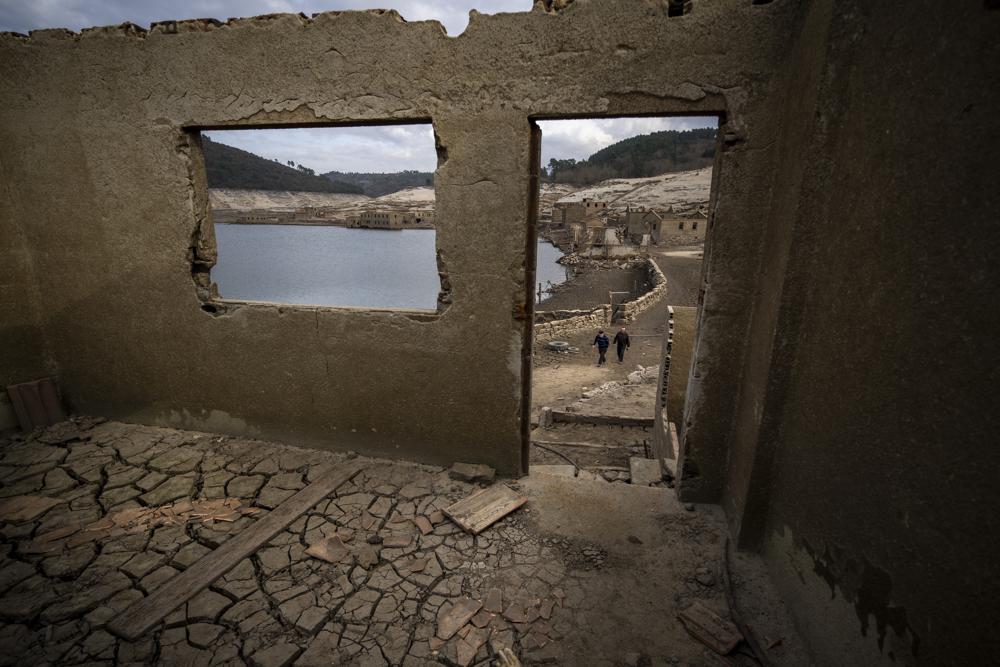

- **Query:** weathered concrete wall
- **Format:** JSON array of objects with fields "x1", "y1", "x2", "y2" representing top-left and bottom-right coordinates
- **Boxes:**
[
  {"x1": 656, "y1": 220, "x2": 706, "y2": 246},
  {"x1": 0, "y1": 154, "x2": 53, "y2": 407},
  {"x1": 0, "y1": 1, "x2": 797, "y2": 477},
  {"x1": 2, "y1": 1, "x2": 996, "y2": 664},
  {"x1": 720, "y1": 2, "x2": 1000, "y2": 665}
]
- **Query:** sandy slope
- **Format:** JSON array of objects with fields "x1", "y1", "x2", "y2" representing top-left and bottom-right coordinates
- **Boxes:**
[
  {"x1": 553, "y1": 166, "x2": 712, "y2": 213},
  {"x1": 208, "y1": 167, "x2": 710, "y2": 216},
  {"x1": 208, "y1": 189, "x2": 369, "y2": 210}
]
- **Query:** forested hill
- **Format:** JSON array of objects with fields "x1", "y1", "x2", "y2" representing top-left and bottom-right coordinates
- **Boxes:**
[
  {"x1": 546, "y1": 127, "x2": 717, "y2": 185},
  {"x1": 201, "y1": 138, "x2": 363, "y2": 194},
  {"x1": 321, "y1": 170, "x2": 434, "y2": 197}
]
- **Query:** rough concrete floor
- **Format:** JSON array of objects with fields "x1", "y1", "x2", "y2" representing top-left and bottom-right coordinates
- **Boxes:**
[{"x1": 0, "y1": 419, "x2": 810, "y2": 667}]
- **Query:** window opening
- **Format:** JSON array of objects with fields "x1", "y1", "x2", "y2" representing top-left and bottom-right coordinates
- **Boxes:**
[{"x1": 195, "y1": 123, "x2": 443, "y2": 311}]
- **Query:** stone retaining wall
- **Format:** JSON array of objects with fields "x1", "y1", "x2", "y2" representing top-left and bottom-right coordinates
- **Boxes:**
[
  {"x1": 616, "y1": 259, "x2": 667, "y2": 323},
  {"x1": 534, "y1": 258, "x2": 666, "y2": 340},
  {"x1": 533, "y1": 306, "x2": 610, "y2": 341}
]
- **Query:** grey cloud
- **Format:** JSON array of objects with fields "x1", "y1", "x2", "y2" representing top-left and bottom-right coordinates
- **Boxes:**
[
  {"x1": 203, "y1": 124, "x2": 438, "y2": 173},
  {"x1": 0, "y1": 0, "x2": 532, "y2": 35}
]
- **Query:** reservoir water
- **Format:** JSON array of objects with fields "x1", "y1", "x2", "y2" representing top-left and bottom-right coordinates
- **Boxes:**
[{"x1": 213, "y1": 223, "x2": 567, "y2": 310}]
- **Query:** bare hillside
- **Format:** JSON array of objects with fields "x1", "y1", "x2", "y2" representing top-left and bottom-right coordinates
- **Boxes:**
[
  {"x1": 555, "y1": 167, "x2": 711, "y2": 214},
  {"x1": 209, "y1": 189, "x2": 369, "y2": 210}
]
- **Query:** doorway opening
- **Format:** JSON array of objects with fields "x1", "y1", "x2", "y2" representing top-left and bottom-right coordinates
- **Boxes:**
[{"x1": 525, "y1": 115, "x2": 721, "y2": 487}]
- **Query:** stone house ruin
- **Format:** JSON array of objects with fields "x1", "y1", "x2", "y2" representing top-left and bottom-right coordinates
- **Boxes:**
[
  {"x1": 658, "y1": 213, "x2": 707, "y2": 245},
  {"x1": 0, "y1": 2, "x2": 996, "y2": 665},
  {"x1": 624, "y1": 207, "x2": 663, "y2": 245},
  {"x1": 351, "y1": 209, "x2": 434, "y2": 229},
  {"x1": 553, "y1": 197, "x2": 608, "y2": 227}
]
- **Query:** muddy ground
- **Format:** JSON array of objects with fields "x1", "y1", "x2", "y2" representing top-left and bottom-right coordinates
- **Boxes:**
[
  {"x1": 537, "y1": 266, "x2": 647, "y2": 312},
  {"x1": 0, "y1": 419, "x2": 812, "y2": 667}
]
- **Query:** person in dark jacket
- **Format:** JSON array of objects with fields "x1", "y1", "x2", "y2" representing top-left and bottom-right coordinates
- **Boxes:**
[
  {"x1": 613, "y1": 326, "x2": 630, "y2": 363},
  {"x1": 593, "y1": 329, "x2": 610, "y2": 366}
]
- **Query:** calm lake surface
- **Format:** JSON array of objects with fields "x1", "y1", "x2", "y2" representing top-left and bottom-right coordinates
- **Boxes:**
[{"x1": 213, "y1": 224, "x2": 567, "y2": 310}]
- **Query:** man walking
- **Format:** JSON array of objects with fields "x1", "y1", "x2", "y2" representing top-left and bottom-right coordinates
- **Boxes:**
[
  {"x1": 614, "y1": 326, "x2": 630, "y2": 363},
  {"x1": 593, "y1": 329, "x2": 610, "y2": 366}
]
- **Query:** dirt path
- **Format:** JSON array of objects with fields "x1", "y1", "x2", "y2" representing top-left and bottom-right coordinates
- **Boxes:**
[
  {"x1": 531, "y1": 243, "x2": 704, "y2": 433},
  {"x1": 650, "y1": 244, "x2": 704, "y2": 307}
]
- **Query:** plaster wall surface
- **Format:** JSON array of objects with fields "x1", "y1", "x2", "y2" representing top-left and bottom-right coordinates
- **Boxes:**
[
  {"x1": 0, "y1": 157, "x2": 51, "y2": 389},
  {"x1": 0, "y1": 0, "x2": 798, "y2": 478},
  {"x1": 726, "y1": 2, "x2": 1000, "y2": 665}
]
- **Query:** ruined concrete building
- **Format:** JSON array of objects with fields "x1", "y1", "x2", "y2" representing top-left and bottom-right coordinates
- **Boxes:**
[
  {"x1": 552, "y1": 197, "x2": 608, "y2": 227},
  {"x1": 352, "y1": 210, "x2": 435, "y2": 230},
  {"x1": 1, "y1": 1, "x2": 997, "y2": 665}
]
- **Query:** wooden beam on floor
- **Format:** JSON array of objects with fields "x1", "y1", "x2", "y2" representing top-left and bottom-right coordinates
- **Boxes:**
[
  {"x1": 107, "y1": 460, "x2": 365, "y2": 641},
  {"x1": 549, "y1": 409, "x2": 654, "y2": 428},
  {"x1": 531, "y1": 438, "x2": 625, "y2": 450}
]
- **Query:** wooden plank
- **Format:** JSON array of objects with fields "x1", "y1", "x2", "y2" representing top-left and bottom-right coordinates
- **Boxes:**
[
  {"x1": 531, "y1": 438, "x2": 619, "y2": 450},
  {"x1": 677, "y1": 601, "x2": 743, "y2": 655},
  {"x1": 444, "y1": 484, "x2": 527, "y2": 534},
  {"x1": 107, "y1": 461, "x2": 364, "y2": 641},
  {"x1": 549, "y1": 410, "x2": 654, "y2": 428}
]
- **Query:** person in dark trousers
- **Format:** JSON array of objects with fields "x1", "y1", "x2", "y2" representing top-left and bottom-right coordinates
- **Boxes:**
[
  {"x1": 614, "y1": 326, "x2": 630, "y2": 363},
  {"x1": 593, "y1": 329, "x2": 610, "y2": 366}
]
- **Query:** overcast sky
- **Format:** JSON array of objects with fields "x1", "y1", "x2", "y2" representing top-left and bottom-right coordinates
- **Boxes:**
[
  {"x1": 2, "y1": 1, "x2": 717, "y2": 174},
  {"x1": 205, "y1": 116, "x2": 717, "y2": 174},
  {"x1": 0, "y1": 0, "x2": 532, "y2": 36}
]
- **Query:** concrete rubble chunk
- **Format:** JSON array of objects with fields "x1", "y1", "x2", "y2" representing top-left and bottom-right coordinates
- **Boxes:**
[
  {"x1": 413, "y1": 516, "x2": 433, "y2": 535},
  {"x1": 448, "y1": 462, "x2": 496, "y2": 483},
  {"x1": 456, "y1": 626, "x2": 489, "y2": 667},
  {"x1": 503, "y1": 601, "x2": 529, "y2": 623},
  {"x1": 436, "y1": 597, "x2": 482, "y2": 640},
  {"x1": 629, "y1": 457, "x2": 662, "y2": 486},
  {"x1": 304, "y1": 536, "x2": 351, "y2": 564},
  {"x1": 677, "y1": 601, "x2": 742, "y2": 655}
]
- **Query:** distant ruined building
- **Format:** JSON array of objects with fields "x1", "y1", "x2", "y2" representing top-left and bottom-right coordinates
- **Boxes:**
[{"x1": 350, "y1": 209, "x2": 434, "y2": 230}]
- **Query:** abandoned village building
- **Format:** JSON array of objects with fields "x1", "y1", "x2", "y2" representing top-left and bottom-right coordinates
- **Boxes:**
[{"x1": 0, "y1": 1, "x2": 997, "y2": 666}]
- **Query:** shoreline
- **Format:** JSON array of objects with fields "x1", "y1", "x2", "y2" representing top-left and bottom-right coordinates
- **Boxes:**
[{"x1": 212, "y1": 220, "x2": 435, "y2": 230}]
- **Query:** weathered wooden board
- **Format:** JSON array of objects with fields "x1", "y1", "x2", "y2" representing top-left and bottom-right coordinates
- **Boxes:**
[
  {"x1": 531, "y1": 438, "x2": 617, "y2": 450},
  {"x1": 107, "y1": 461, "x2": 364, "y2": 641},
  {"x1": 443, "y1": 484, "x2": 527, "y2": 534},
  {"x1": 549, "y1": 410, "x2": 654, "y2": 428},
  {"x1": 677, "y1": 600, "x2": 743, "y2": 655}
]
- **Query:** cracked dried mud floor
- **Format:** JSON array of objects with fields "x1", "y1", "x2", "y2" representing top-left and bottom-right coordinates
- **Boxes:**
[{"x1": 0, "y1": 419, "x2": 806, "y2": 666}]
